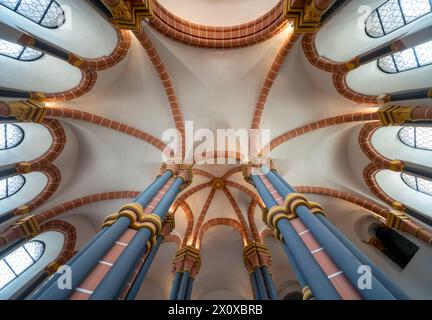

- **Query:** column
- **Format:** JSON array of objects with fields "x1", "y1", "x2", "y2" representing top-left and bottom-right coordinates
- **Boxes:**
[
  {"x1": 99, "y1": 0, "x2": 152, "y2": 30},
  {"x1": 377, "y1": 105, "x2": 432, "y2": 127},
  {"x1": 348, "y1": 25, "x2": 432, "y2": 69},
  {"x1": 32, "y1": 163, "x2": 192, "y2": 300},
  {"x1": 123, "y1": 214, "x2": 175, "y2": 300},
  {"x1": 243, "y1": 242, "x2": 279, "y2": 300},
  {"x1": 0, "y1": 21, "x2": 86, "y2": 68},
  {"x1": 244, "y1": 163, "x2": 409, "y2": 300},
  {"x1": 169, "y1": 246, "x2": 201, "y2": 300}
]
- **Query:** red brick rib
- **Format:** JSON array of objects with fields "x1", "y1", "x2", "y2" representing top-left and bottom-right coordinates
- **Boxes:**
[
  {"x1": 149, "y1": 0, "x2": 288, "y2": 49},
  {"x1": 44, "y1": 107, "x2": 169, "y2": 154},
  {"x1": 269, "y1": 111, "x2": 379, "y2": 152}
]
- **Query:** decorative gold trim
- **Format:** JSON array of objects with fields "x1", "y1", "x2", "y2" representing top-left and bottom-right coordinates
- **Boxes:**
[
  {"x1": 377, "y1": 105, "x2": 414, "y2": 126},
  {"x1": 5, "y1": 100, "x2": 47, "y2": 123},
  {"x1": 108, "y1": 0, "x2": 153, "y2": 30},
  {"x1": 16, "y1": 162, "x2": 32, "y2": 174},
  {"x1": 0, "y1": 234, "x2": 9, "y2": 245},
  {"x1": 386, "y1": 210, "x2": 410, "y2": 230},
  {"x1": 15, "y1": 205, "x2": 30, "y2": 215},
  {"x1": 389, "y1": 160, "x2": 405, "y2": 172},
  {"x1": 67, "y1": 54, "x2": 85, "y2": 68},
  {"x1": 284, "y1": 0, "x2": 323, "y2": 33},
  {"x1": 14, "y1": 215, "x2": 40, "y2": 237},
  {"x1": 302, "y1": 286, "x2": 314, "y2": 300}
]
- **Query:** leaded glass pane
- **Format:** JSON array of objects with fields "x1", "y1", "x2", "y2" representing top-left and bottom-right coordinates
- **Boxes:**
[
  {"x1": 0, "y1": 124, "x2": 24, "y2": 150},
  {"x1": 24, "y1": 242, "x2": 44, "y2": 260},
  {"x1": 0, "y1": 178, "x2": 6, "y2": 200},
  {"x1": 402, "y1": 173, "x2": 432, "y2": 196},
  {"x1": 19, "y1": 47, "x2": 43, "y2": 61},
  {"x1": 16, "y1": 0, "x2": 51, "y2": 23},
  {"x1": 0, "y1": 241, "x2": 45, "y2": 290},
  {"x1": 378, "y1": 40, "x2": 432, "y2": 73},
  {"x1": 0, "y1": 39, "x2": 23, "y2": 59},
  {"x1": 399, "y1": 0, "x2": 432, "y2": 23},
  {"x1": 0, "y1": 260, "x2": 15, "y2": 290},
  {"x1": 401, "y1": 172, "x2": 417, "y2": 189},
  {"x1": 414, "y1": 127, "x2": 432, "y2": 150},
  {"x1": 399, "y1": 127, "x2": 432, "y2": 150},
  {"x1": 0, "y1": 0, "x2": 65, "y2": 28},
  {"x1": 0, "y1": 39, "x2": 43, "y2": 61},
  {"x1": 378, "y1": 0, "x2": 405, "y2": 34},
  {"x1": 0, "y1": 175, "x2": 25, "y2": 200},
  {"x1": 417, "y1": 176, "x2": 432, "y2": 195},
  {"x1": 415, "y1": 41, "x2": 432, "y2": 66},
  {"x1": 4, "y1": 247, "x2": 34, "y2": 275},
  {"x1": 366, "y1": 0, "x2": 432, "y2": 37},
  {"x1": 392, "y1": 48, "x2": 418, "y2": 72},
  {"x1": 0, "y1": 0, "x2": 19, "y2": 10},
  {"x1": 378, "y1": 55, "x2": 398, "y2": 73},
  {"x1": 41, "y1": 1, "x2": 64, "y2": 28},
  {"x1": 399, "y1": 127, "x2": 415, "y2": 147},
  {"x1": 365, "y1": 11, "x2": 385, "y2": 37}
]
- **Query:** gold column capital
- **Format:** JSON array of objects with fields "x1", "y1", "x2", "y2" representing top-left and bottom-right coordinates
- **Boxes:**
[
  {"x1": 102, "y1": 202, "x2": 163, "y2": 251},
  {"x1": 160, "y1": 162, "x2": 193, "y2": 190},
  {"x1": 265, "y1": 194, "x2": 326, "y2": 240},
  {"x1": 16, "y1": 162, "x2": 33, "y2": 174},
  {"x1": 377, "y1": 105, "x2": 415, "y2": 126},
  {"x1": 172, "y1": 245, "x2": 201, "y2": 277},
  {"x1": 302, "y1": 286, "x2": 314, "y2": 300},
  {"x1": 13, "y1": 215, "x2": 40, "y2": 237},
  {"x1": 3, "y1": 99, "x2": 47, "y2": 123},
  {"x1": 389, "y1": 160, "x2": 405, "y2": 172},
  {"x1": 284, "y1": 0, "x2": 324, "y2": 33},
  {"x1": 243, "y1": 242, "x2": 272, "y2": 271},
  {"x1": 386, "y1": 210, "x2": 410, "y2": 230},
  {"x1": 106, "y1": 0, "x2": 153, "y2": 30}
]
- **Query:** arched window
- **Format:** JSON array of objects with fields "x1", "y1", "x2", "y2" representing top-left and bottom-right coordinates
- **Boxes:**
[
  {"x1": 401, "y1": 173, "x2": 432, "y2": 196},
  {"x1": 0, "y1": 0, "x2": 65, "y2": 29},
  {"x1": 378, "y1": 40, "x2": 432, "y2": 73},
  {"x1": 365, "y1": 0, "x2": 432, "y2": 38},
  {"x1": 398, "y1": 126, "x2": 432, "y2": 151},
  {"x1": 0, "y1": 124, "x2": 25, "y2": 150},
  {"x1": 0, "y1": 175, "x2": 26, "y2": 200},
  {"x1": 0, "y1": 39, "x2": 43, "y2": 61},
  {"x1": 0, "y1": 241, "x2": 44, "y2": 290}
]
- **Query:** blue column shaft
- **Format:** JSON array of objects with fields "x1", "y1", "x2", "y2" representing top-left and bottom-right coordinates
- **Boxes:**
[
  {"x1": 261, "y1": 266, "x2": 279, "y2": 300},
  {"x1": 263, "y1": 166, "x2": 291, "y2": 197},
  {"x1": 169, "y1": 272, "x2": 182, "y2": 300},
  {"x1": 177, "y1": 271, "x2": 190, "y2": 300},
  {"x1": 0, "y1": 165, "x2": 18, "y2": 180},
  {"x1": 0, "y1": 210, "x2": 16, "y2": 224},
  {"x1": 134, "y1": 170, "x2": 172, "y2": 206},
  {"x1": 254, "y1": 267, "x2": 269, "y2": 300},
  {"x1": 30, "y1": 227, "x2": 110, "y2": 299},
  {"x1": 316, "y1": 214, "x2": 409, "y2": 300},
  {"x1": 153, "y1": 177, "x2": 184, "y2": 219},
  {"x1": 278, "y1": 219, "x2": 341, "y2": 299},
  {"x1": 36, "y1": 217, "x2": 130, "y2": 300},
  {"x1": 250, "y1": 272, "x2": 261, "y2": 300},
  {"x1": 185, "y1": 277, "x2": 194, "y2": 300},
  {"x1": 90, "y1": 227, "x2": 153, "y2": 300},
  {"x1": 251, "y1": 174, "x2": 278, "y2": 208},
  {"x1": 126, "y1": 235, "x2": 164, "y2": 300},
  {"x1": 0, "y1": 238, "x2": 25, "y2": 259},
  {"x1": 280, "y1": 241, "x2": 307, "y2": 288},
  {"x1": 295, "y1": 205, "x2": 395, "y2": 300}
]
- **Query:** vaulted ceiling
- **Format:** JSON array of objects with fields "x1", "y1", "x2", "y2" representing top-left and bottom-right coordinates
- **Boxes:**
[{"x1": 1, "y1": 0, "x2": 432, "y2": 299}]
